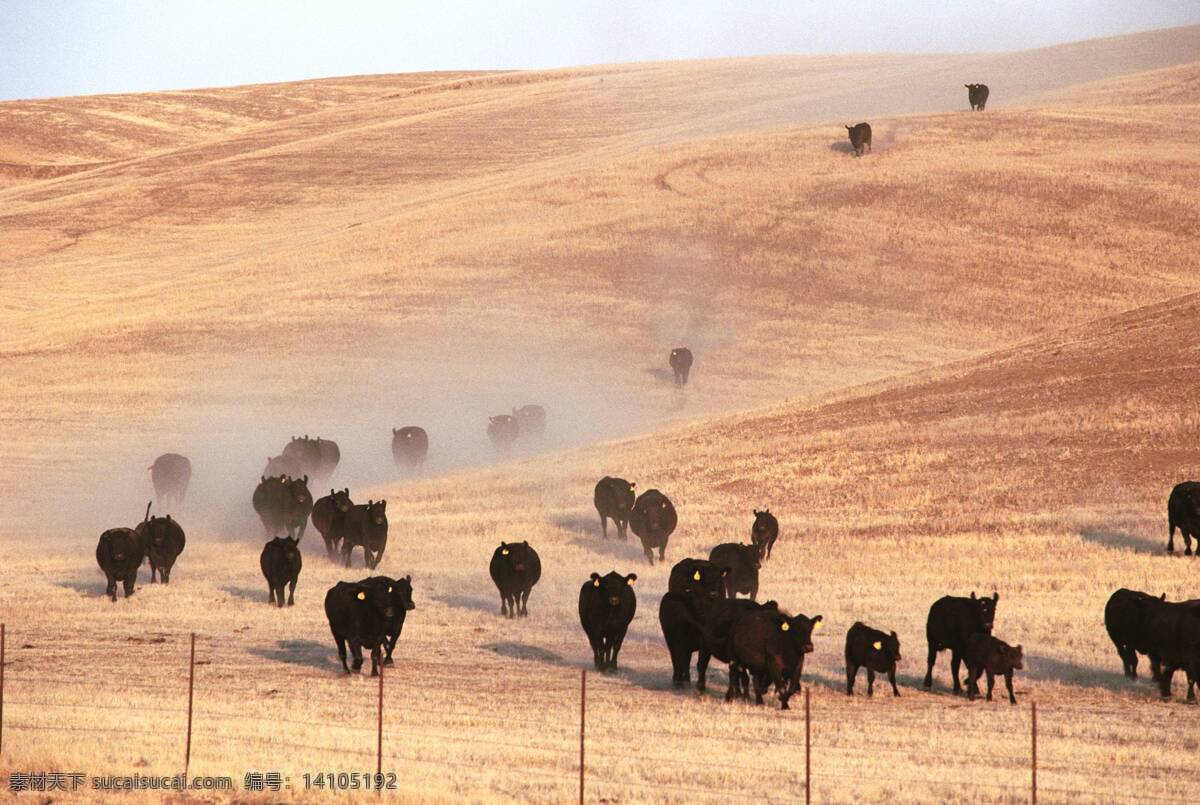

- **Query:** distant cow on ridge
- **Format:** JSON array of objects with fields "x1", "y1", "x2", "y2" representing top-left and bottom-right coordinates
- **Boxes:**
[
  {"x1": 594, "y1": 476, "x2": 636, "y2": 540},
  {"x1": 751, "y1": 509, "x2": 779, "y2": 561},
  {"x1": 392, "y1": 427, "x2": 429, "y2": 469},
  {"x1": 669, "y1": 348, "x2": 693, "y2": 387},
  {"x1": 1167, "y1": 481, "x2": 1200, "y2": 555},
  {"x1": 513, "y1": 405, "x2": 547, "y2": 437},
  {"x1": 148, "y1": 453, "x2": 191, "y2": 508},
  {"x1": 845, "y1": 123, "x2": 872, "y2": 156},
  {"x1": 965, "y1": 83, "x2": 990, "y2": 111},
  {"x1": 487, "y1": 415, "x2": 520, "y2": 451}
]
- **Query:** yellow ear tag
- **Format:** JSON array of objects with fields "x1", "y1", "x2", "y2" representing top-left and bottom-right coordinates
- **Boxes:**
[
  {"x1": 593, "y1": 579, "x2": 600, "y2": 587},
  {"x1": 872, "y1": 641, "x2": 882, "y2": 650},
  {"x1": 627, "y1": 578, "x2": 635, "y2": 586},
  {"x1": 780, "y1": 622, "x2": 790, "y2": 632},
  {"x1": 356, "y1": 591, "x2": 366, "y2": 601},
  {"x1": 501, "y1": 549, "x2": 509, "y2": 556},
  {"x1": 388, "y1": 586, "x2": 393, "y2": 593},
  {"x1": 692, "y1": 571, "x2": 701, "y2": 581},
  {"x1": 813, "y1": 620, "x2": 823, "y2": 631}
]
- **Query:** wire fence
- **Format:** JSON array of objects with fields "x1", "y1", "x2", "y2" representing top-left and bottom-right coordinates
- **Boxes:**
[{"x1": 0, "y1": 623, "x2": 1195, "y2": 802}]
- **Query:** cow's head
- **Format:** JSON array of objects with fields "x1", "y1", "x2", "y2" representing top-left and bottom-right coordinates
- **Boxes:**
[
  {"x1": 1005, "y1": 643, "x2": 1024, "y2": 670},
  {"x1": 105, "y1": 529, "x2": 136, "y2": 562},
  {"x1": 640, "y1": 492, "x2": 672, "y2": 530},
  {"x1": 970, "y1": 591, "x2": 999, "y2": 633},
  {"x1": 354, "y1": 582, "x2": 394, "y2": 620},
  {"x1": 684, "y1": 560, "x2": 728, "y2": 599},
  {"x1": 871, "y1": 630, "x2": 902, "y2": 666},
  {"x1": 289, "y1": 476, "x2": 310, "y2": 506},
  {"x1": 387, "y1": 575, "x2": 416, "y2": 612},
  {"x1": 498, "y1": 541, "x2": 535, "y2": 573},
  {"x1": 783, "y1": 613, "x2": 823, "y2": 654},
  {"x1": 590, "y1": 571, "x2": 636, "y2": 608},
  {"x1": 331, "y1": 488, "x2": 353, "y2": 513},
  {"x1": 368, "y1": 499, "x2": 387, "y2": 526},
  {"x1": 738, "y1": 543, "x2": 762, "y2": 569}
]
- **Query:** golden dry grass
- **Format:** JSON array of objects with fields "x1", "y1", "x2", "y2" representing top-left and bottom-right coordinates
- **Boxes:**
[{"x1": 2, "y1": 24, "x2": 1200, "y2": 803}]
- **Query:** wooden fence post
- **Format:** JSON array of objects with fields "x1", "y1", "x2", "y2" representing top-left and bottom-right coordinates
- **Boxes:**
[
  {"x1": 184, "y1": 632, "x2": 194, "y2": 778},
  {"x1": 805, "y1": 686, "x2": 811, "y2": 805},
  {"x1": 579, "y1": 669, "x2": 587, "y2": 805},
  {"x1": 1031, "y1": 701, "x2": 1037, "y2": 805}
]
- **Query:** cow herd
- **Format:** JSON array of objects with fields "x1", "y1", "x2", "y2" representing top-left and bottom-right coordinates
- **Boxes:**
[{"x1": 844, "y1": 82, "x2": 991, "y2": 158}]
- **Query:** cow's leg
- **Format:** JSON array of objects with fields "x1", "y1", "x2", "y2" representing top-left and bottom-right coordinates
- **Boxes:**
[
  {"x1": 519, "y1": 588, "x2": 530, "y2": 617},
  {"x1": 149, "y1": 561, "x2": 157, "y2": 583},
  {"x1": 696, "y1": 650, "x2": 711, "y2": 692},
  {"x1": 1158, "y1": 665, "x2": 1175, "y2": 700},
  {"x1": 965, "y1": 666, "x2": 977, "y2": 701},
  {"x1": 668, "y1": 643, "x2": 691, "y2": 688},
  {"x1": 1150, "y1": 654, "x2": 1162, "y2": 682},
  {"x1": 1004, "y1": 670, "x2": 1016, "y2": 704},
  {"x1": 335, "y1": 636, "x2": 350, "y2": 673},
  {"x1": 617, "y1": 519, "x2": 627, "y2": 541},
  {"x1": 846, "y1": 662, "x2": 858, "y2": 695},
  {"x1": 162, "y1": 564, "x2": 171, "y2": 584},
  {"x1": 610, "y1": 626, "x2": 627, "y2": 670},
  {"x1": 267, "y1": 584, "x2": 275, "y2": 605},
  {"x1": 276, "y1": 583, "x2": 285, "y2": 608},
  {"x1": 750, "y1": 581, "x2": 758, "y2": 602},
  {"x1": 1168, "y1": 520, "x2": 1176, "y2": 554},
  {"x1": 924, "y1": 645, "x2": 936, "y2": 688},
  {"x1": 350, "y1": 642, "x2": 364, "y2": 672},
  {"x1": 287, "y1": 577, "x2": 296, "y2": 606},
  {"x1": 867, "y1": 668, "x2": 876, "y2": 697},
  {"x1": 888, "y1": 667, "x2": 900, "y2": 696},
  {"x1": 644, "y1": 545, "x2": 654, "y2": 565},
  {"x1": 123, "y1": 574, "x2": 136, "y2": 598},
  {"x1": 369, "y1": 644, "x2": 381, "y2": 677},
  {"x1": 985, "y1": 669, "x2": 995, "y2": 701},
  {"x1": 1186, "y1": 530, "x2": 1194, "y2": 557},
  {"x1": 106, "y1": 573, "x2": 118, "y2": 602},
  {"x1": 384, "y1": 631, "x2": 397, "y2": 665},
  {"x1": 752, "y1": 672, "x2": 768, "y2": 705},
  {"x1": 658, "y1": 545, "x2": 665, "y2": 561},
  {"x1": 950, "y1": 650, "x2": 963, "y2": 694},
  {"x1": 599, "y1": 515, "x2": 608, "y2": 540}
]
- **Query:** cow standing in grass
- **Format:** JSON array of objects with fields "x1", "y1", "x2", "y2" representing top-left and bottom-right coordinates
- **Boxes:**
[
  {"x1": 923, "y1": 592, "x2": 998, "y2": 694},
  {"x1": 392, "y1": 427, "x2": 429, "y2": 469},
  {"x1": 490, "y1": 541, "x2": 541, "y2": 618},
  {"x1": 260, "y1": 536, "x2": 302, "y2": 607},
  {"x1": 1105, "y1": 588, "x2": 1166, "y2": 680},
  {"x1": 362, "y1": 575, "x2": 415, "y2": 665},
  {"x1": 135, "y1": 507, "x2": 186, "y2": 584},
  {"x1": 669, "y1": 348, "x2": 693, "y2": 386},
  {"x1": 965, "y1": 83, "x2": 990, "y2": 111},
  {"x1": 1167, "y1": 481, "x2": 1200, "y2": 555},
  {"x1": 578, "y1": 571, "x2": 637, "y2": 671},
  {"x1": 845, "y1": 622, "x2": 902, "y2": 697},
  {"x1": 845, "y1": 123, "x2": 872, "y2": 156},
  {"x1": 148, "y1": 453, "x2": 191, "y2": 509},
  {"x1": 324, "y1": 581, "x2": 394, "y2": 676},
  {"x1": 594, "y1": 476, "x2": 636, "y2": 540},
  {"x1": 96, "y1": 528, "x2": 144, "y2": 602},
  {"x1": 751, "y1": 509, "x2": 778, "y2": 561},
  {"x1": 312, "y1": 488, "x2": 353, "y2": 559},
  {"x1": 629, "y1": 489, "x2": 677, "y2": 565}
]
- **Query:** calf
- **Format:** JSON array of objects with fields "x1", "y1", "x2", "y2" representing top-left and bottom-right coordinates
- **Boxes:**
[
  {"x1": 965, "y1": 633, "x2": 1023, "y2": 704},
  {"x1": 1104, "y1": 588, "x2": 1166, "y2": 680},
  {"x1": 1167, "y1": 481, "x2": 1200, "y2": 555},
  {"x1": 845, "y1": 122, "x2": 872, "y2": 156},
  {"x1": 324, "y1": 581, "x2": 394, "y2": 676},
  {"x1": 340, "y1": 499, "x2": 388, "y2": 569},
  {"x1": 629, "y1": 488, "x2": 677, "y2": 565},
  {"x1": 669, "y1": 347, "x2": 694, "y2": 386},
  {"x1": 730, "y1": 608, "x2": 824, "y2": 709},
  {"x1": 924, "y1": 591, "x2": 998, "y2": 694},
  {"x1": 593, "y1": 476, "x2": 636, "y2": 540},
  {"x1": 148, "y1": 453, "x2": 191, "y2": 508},
  {"x1": 361, "y1": 575, "x2": 415, "y2": 665},
  {"x1": 392, "y1": 426, "x2": 429, "y2": 469},
  {"x1": 135, "y1": 510, "x2": 186, "y2": 584},
  {"x1": 751, "y1": 509, "x2": 779, "y2": 561},
  {"x1": 578, "y1": 571, "x2": 638, "y2": 671},
  {"x1": 259, "y1": 536, "x2": 302, "y2": 607},
  {"x1": 312, "y1": 488, "x2": 353, "y2": 558},
  {"x1": 708, "y1": 543, "x2": 759, "y2": 600},
  {"x1": 845, "y1": 622, "x2": 901, "y2": 697},
  {"x1": 489, "y1": 541, "x2": 541, "y2": 618},
  {"x1": 96, "y1": 527, "x2": 144, "y2": 602}
]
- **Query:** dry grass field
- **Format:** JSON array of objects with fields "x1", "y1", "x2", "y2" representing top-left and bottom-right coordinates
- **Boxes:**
[{"x1": 2, "y1": 24, "x2": 1200, "y2": 803}]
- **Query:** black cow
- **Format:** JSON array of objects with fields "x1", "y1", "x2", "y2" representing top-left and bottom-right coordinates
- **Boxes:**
[
  {"x1": 965, "y1": 83, "x2": 990, "y2": 111},
  {"x1": 489, "y1": 541, "x2": 541, "y2": 618},
  {"x1": 708, "y1": 543, "x2": 759, "y2": 600},
  {"x1": 135, "y1": 508, "x2": 186, "y2": 584},
  {"x1": 661, "y1": 558, "x2": 730, "y2": 685},
  {"x1": 312, "y1": 488, "x2": 353, "y2": 559},
  {"x1": 263, "y1": 454, "x2": 304, "y2": 480},
  {"x1": 845, "y1": 123, "x2": 872, "y2": 156},
  {"x1": 283, "y1": 435, "x2": 340, "y2": 481},
  {"x1": 96, "y1": 527, "x2": 144, "y2": 602},
  {"x1": 629, "y1": 489, "x2": 677, "y2": 565},
  {"x1": 923, "y1": 591, "x2": 998, "y2": 694},
  {"x1": 253, "y1": 475, "x2": 289, "y2": 536},
  {"x1": 148, "y1": 453, "x2": 191, "y2": 508},
  {"x1": 260, "y1": 536, "x2": 302, "y2": 607},
  {"x1": 845, "y1": 622, "x2": 902, "y2": 697},
  {"x1": 594, "y1": 476, "x2": 636, "y2": 540},
  {"x1": 667, "y1": 558, "x2": 728, "y2": 597},
  {"x1": 697, "y1": 598, "x2": 778, "y2": 697},
  {"x1": 965, "y1": 633, "x2": 1023, "y2": 704},
  {"x1": 1143, "y1": 601, "x2": 1200, "y2": 701},
  {"x1": 513, "y1": 405, "x2": 547, "y2": 437},
  {"x1": 578, "y1": 571, "x2": 637, "y2": 671},
  {"x1": 751, "y1": 509, "x2": 779, "y2": 561},
  {"x1": 669, "y1": 347, "x2": 694, "y2": 387},
  {"x1": 324, "y1": 581, "x2": 394, "y2": 676},
  {"x1": 730, "y1": 608, "x2": 824, "y2": 709},
  {"x1": 283, "y1": 475, "x2": 313, "y2": 541},
  {"x1": 361, "y1": 575, "x2": 415, "y2": 665},
  {"x1": 340, "y1": 499, "x2": 387, "y2": 569},
  {"x1": 391, "y1": 427, "x2": 429, "y2": 469},
  {"x1": 1105, "y1": 588, "x2": 1166, "y2": 679},
  {"x1": 1167, "y1": 481, "x2": 1200, "y2": 555},
  {"x1": 487, "y1": 415, "x2": 520, "y2": 450}
]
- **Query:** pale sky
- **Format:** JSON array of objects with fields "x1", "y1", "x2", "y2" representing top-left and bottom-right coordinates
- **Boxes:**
[{"x1": 2, "y1": 1, "x2": 1198, "y2": 101}]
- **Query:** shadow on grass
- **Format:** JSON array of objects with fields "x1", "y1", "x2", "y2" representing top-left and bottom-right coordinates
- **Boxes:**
[
  {"x1": 56, "y1": 577, "x2": 108, "y2": 596},
  {"x1": 247, "y1": 639, "x2": 336, "y2": 671},
  {"x1": 568, "y1": 535, "x2": 647, "y2": 564},
  {"x1": 644, "y1": 366, "x2": 675, "y2": 384},
  {"x1": 432, "y1": 592, "x2": 499, "y2": 614},
  {"x1": 1079, "y1": 528, "x2": 1160, "y2": 555}
]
